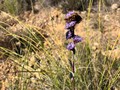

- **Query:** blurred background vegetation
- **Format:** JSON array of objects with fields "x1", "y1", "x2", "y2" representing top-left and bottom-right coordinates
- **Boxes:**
[{"x1": 0, "y1": 0, "x2": 119, "y2": 15}]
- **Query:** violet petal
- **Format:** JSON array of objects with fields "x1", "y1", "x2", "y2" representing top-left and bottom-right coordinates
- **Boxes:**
[
  {"x1": 65, "y1": 21, "x2": 76, "y2": 29},
  {"x1": 67, "y1": 42, "x2": 75, "y2": 50},
  {"x1": 66, "y1": 30, "x2": 72, "y2": 39},
  {"x1": 67, "y1": 42, "x2": 75, "y2": 54},
  {"x1": 66, "y1": 30, "x2": 75, "y2": 39},
  {"x1": 73, "y1": 35, "x2": 82, "y2": 44},
  {"x1": 65, "y1": 11, "x2": 75, "y2": 19}
]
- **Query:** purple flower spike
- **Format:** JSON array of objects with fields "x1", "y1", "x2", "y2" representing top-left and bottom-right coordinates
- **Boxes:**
[
  {"x1": 73, "y1": 35, "x2": 83, "y2": 44},
  {"x1": 67, "y1": 42, "x2": 75, "y2": 54},
  {"x1": 65, "y1": 11, "x2": 74, "y2": 19},
  {"x1": 65, "y1": 21, "x2": 76, "y2": 29}
]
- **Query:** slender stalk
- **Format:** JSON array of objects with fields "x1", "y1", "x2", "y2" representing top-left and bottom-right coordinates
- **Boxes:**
[{"x1": 71, "y1": 53, "x2": 75, "y2": 90}]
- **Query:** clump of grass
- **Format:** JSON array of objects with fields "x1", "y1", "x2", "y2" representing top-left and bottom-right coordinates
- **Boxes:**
[
  {"x1": 0, "y1": 0, "x2": 37, "y2": 15},
  {"x1": 3, "y1": 0, "x2": 19, "y2": 15}
]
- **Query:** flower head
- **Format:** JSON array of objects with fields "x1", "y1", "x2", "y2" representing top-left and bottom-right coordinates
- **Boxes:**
[
  {"x1": 65, "y1": 21, "x2": 76, "y2": 29},
  {"x1": 65, "y1": 11, "x2": 82, "y2": 23},
  {"x1": 73, "y1": 35, "x2": 82, "y2": 44},
  {"x1": 67, "y1": 42, "x2": 75, "y2": 54}
]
